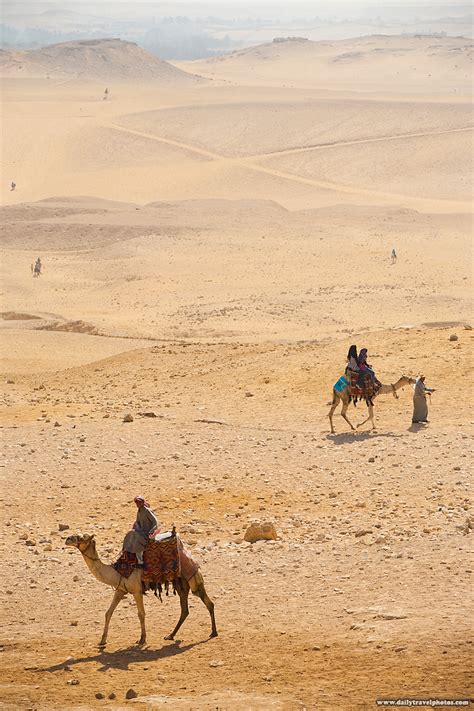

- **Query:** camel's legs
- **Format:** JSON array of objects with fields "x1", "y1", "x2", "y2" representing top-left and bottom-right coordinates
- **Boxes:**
[
  {"x1": 357, "y1": 403, "x2": 376, "y2": 430},
  {"x1": 194, "y1": 582, "x2": 218, "y2": 638},
  {"x1": 328, "y1": 393, "x2": 340, "y2": 434},
  {"x1": 133, "y1": 592, "x2": 146, "y2": 646},
  {"x1": 340, "y1": 400, "x2": 355, "y2": 431},
  {"x1": 100, "y1": 589, "x2": 125, "y2": 647},
  {"x1": 165, "y1": 578, "x2": 189, "y2": 640}
]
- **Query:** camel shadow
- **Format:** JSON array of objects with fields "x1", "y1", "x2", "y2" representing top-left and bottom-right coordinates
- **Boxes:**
[
  {"x1": 326, "y1": 431, "x2": 403, "y2": 445},
  {"x1": 40, "y1": 638, "x2": 208, "y2": 674}
]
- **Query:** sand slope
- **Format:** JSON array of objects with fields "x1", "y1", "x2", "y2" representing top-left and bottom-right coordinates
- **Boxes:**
[
  {"x1": 181, "y1": 34, "x2": 474, "y2": 93},
  {"x1": 0, "y1": 38, "x2": 204, "y2": 83}
]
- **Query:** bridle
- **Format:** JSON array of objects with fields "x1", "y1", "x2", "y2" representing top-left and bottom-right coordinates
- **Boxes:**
[
  {"x1": 79, "y1": 538, "x2": 99, "y2": 561},
  {"x1": 79, "y1": 537, "x2": 127, "y2": 593}
]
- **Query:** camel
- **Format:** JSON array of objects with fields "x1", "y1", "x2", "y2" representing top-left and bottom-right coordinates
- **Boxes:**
[
  {"x1": 328, "y1": 375, "x2": 416, "y2": 433},
  {"x1": 65, "y1": 533, "x2": 217, "y2": 647}
]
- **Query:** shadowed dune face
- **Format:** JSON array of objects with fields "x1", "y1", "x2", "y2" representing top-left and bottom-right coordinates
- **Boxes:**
[{"x1": 0, "y1": 38, "x2": 205, "y2": 83}]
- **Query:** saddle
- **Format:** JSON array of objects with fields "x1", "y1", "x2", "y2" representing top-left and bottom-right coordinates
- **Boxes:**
[
  {"x1": 113, "y1": 529, "x2": 199, "y2": 598},
  {"x1": 348, "y1": 371, "x2": 380, "y2": 405}
]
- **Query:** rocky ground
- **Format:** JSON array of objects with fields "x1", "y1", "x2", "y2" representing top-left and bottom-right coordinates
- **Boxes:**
[{"x1": 1, "y1": 327, "x2": 472, "y2": 710}]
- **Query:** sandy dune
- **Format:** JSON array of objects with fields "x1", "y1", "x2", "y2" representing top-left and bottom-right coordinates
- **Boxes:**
[
  {"x1": 0, "y1": 32, "x2": 473, "y2": 711},
  {"x1": 0, "y1": 38, "x2": 204, "y2": 84},
  {"x1": 181, "y1": 35, "x2": 473, "y2": 93}
]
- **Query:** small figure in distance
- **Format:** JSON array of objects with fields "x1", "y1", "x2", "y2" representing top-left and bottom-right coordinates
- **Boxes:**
[
  {"x1": 11, "y1": 181, "x2": 16, "y2": 191},
  {"x1": 412, "y1": 375, "x2": 435, "y2": 424},
  {"x1": 103, "y1": 87, "x2": 109, "y2": 101},
  {"x1": 391, "y1": 247, "x2": 397, "y2": 264},
  {"x1": 33, "y1": 256, "x2": 42, "y2": 277}
]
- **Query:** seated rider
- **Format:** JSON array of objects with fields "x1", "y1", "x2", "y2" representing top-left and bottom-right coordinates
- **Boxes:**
[
  {"x1": 357, "y1": 348, "x2": 381, "y2": 388},
  {"x1": 345, "y1": 344, "x2": 359, "y2": 375},
  {"x1": 122, "y1": 495, "x2": 159, "y2": 567}
]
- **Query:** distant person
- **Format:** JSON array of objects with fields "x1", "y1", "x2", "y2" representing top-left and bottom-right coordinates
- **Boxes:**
[
  {"x1": 412, "y1": 375, "x2": 435, "y2": 424},
  {"x1": 391, "y1": 248, "x2": 397, "y2": 264},
  {"x1": 103, "y1": 88, "x2": 109, "y2": 101},
  {"x1": 34, "y1": 257, "x2": 42, "y2": 277},
  {"x1": 10, "y1": 181, "x2": 16, "y2": 191}
]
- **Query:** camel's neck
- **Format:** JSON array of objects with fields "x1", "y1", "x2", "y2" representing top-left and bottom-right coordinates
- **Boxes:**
[
  {"x1": 379, "y1": 378, "x2": 407, "y2": 395},
  {"x1": 81, "y1": 550, "x2": 121, "y2": 588}
]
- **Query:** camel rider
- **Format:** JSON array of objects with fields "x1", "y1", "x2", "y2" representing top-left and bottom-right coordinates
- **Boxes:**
[
  {"x1": 357, "y1": 348, "x2": 381, "y2": 388},
  {"x1": 345, "y1": 344, "x2": 359, "y2": 375},
  {"x1": 122, "y1": 496, "x2": 159, "y2": 567}
]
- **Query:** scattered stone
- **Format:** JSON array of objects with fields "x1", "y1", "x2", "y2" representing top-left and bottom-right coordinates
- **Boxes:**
[
  {"x1": 245, "y1": 391, "x2": 254, "y2": 397},
  {"x1": 58, "y1": 523, "x2": 69, "y2": 531},
  {"x1": 209, "y1": 660, "x2": 224, "y2": 668},
  {"x1": 123, "y1": 414, "x2": 134, "y2": 423},
  {"x1": 54, "y1": 421, "x2": 61, "y2": 427},
  {"x1": 70, "y1": 620, "x2": 78, "y2": 626},
  {"x1": 355, "y1": 529, "x2": 372, "y2": 538},
  {"x1": 67, "y1": 679, "x2": 80, "y2": 685},
  {"x1": 73, "y1": 575, "x2": 80, "y2": 582},
  {"x1": 125, "y1": 688, "x2": 138, "y2": 700},
  {"x1": 25, "y1": 539, "x2": 36, "y2": 547},
  {"x1": 108, "y1": 693, "x2": 116, "y2": 700},
  {"x1": 244, "y1": 522, "x2": 277, "y2": 543},
  {"x1": 368, "y1": 457, "x2": 375, "y2": 463},
  {"x1": 449, "y1": 334, "x2": 458, "y2": 341},
  {"x1": 95, "y1": 692, "x2": 105, "y2": 699}
]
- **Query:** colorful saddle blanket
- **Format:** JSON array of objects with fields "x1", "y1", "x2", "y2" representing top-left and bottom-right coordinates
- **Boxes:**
[
  {"x1": 349, "y1": 371, "x2": 379, "y2": 400},
  {"x1": 113, "y1": 550, "x2": 138, "y2": 578},
  {"x1": 113, "y1": 532, "x2": 199, "y2": 583},
  {"x1": 143, "y1": 534, "x2": 180, "y2": 583},
  {"x1": 334, "y1": 375, "x2": 349, "y2": 393}
]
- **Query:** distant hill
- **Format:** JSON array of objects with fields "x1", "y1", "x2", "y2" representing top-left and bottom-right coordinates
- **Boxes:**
[
  {"x1": 181, "y1": 34, "x2": 473, "y2": 93},
  {"x1": 0, "y1": 38, "x2": 205, "y2": 83}
]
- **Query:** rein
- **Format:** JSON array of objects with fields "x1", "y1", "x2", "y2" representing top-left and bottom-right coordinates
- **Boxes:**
[
  {"x1": 80, "y1": 539, "x2": 99, "y2": 561},
  {"x1": 391, "y1": 383, "x2": 399, "y2": 399}
]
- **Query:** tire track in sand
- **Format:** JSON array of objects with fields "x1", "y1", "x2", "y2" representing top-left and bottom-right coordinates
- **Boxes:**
[{"x1": 105, "y1": 122, "x2": 473, "y2": 209}]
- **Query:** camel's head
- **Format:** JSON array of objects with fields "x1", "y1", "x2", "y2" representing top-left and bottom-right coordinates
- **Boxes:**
[{"x1": 65, "y1": 533, "x2": 96, "y2": 554}]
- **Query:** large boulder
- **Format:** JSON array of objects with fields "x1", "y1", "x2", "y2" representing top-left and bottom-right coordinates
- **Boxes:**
[{"x1": 244, "y1": 522, "x2": 277, "y2": 543}]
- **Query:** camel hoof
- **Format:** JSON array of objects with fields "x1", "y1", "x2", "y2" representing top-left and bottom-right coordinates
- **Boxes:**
[
  {"x1": 136, "y1": 639, "x2": 146, "y2": 647},
  {"x1": 164, "y1": 634, "x2": 174, "y2": 641},
  {"x1": 209, "y1": 631, "x2": 218, "y2": 638},
  {"x1": 98, "y1": 642, "x2": 106, "y2": 649}
]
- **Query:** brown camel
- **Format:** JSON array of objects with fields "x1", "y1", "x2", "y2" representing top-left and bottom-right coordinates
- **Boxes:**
[
  {"x1": 65, "y1": 534, "x2": 217, "y2": 646},
  {"x1": 328, "y1": 375, "x2": 416, "y2": 433}
]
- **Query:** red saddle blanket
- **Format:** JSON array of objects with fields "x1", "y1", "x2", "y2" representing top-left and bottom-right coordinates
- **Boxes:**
[
  {"x1": 349, "y1": 371, "x2": 379, "y2": 400},
  {"x1": 113, "y1": 535, "x2": 199, "y2": 583}
]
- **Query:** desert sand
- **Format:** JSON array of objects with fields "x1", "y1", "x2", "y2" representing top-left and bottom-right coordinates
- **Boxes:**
[{"x1": 0, "y1": 35, "x2": 473, "y2": 710}]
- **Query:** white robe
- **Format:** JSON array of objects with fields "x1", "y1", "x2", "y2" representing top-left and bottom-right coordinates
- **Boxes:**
[{"x1": 412, "y1": 379, "x2": 433, "y2": 422}]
